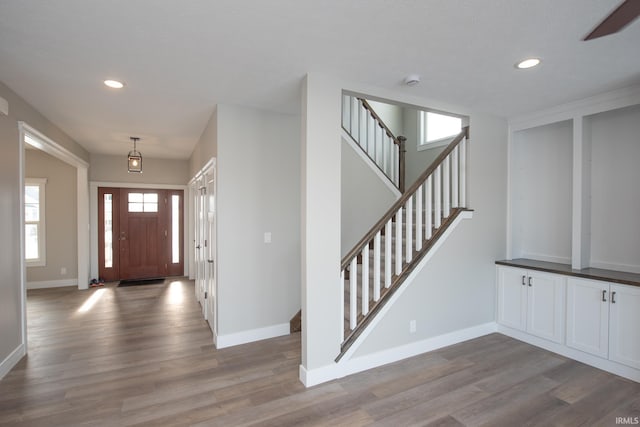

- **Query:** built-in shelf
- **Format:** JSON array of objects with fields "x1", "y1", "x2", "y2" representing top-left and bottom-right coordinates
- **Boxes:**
[
  {"x1": 496, "y1": 258, "x2": 640, "y2": 288},
  {"x1": 508, "y1": 89, "x2": 640, "y2": 274}
]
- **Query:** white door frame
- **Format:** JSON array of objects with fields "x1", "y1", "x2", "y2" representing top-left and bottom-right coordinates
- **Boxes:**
[
  {"x1": 89, "y1": 181, "x2": 189, "y2": 281},
  {"x1": 188, "y1": 158, "x2": 217, "y2": 343},
  {"x1": 205, "y1": 166, "x2": 217, "y2": 337},
  {"x1": 18, "y1": 121, "x2": 90, "y2": 352}
]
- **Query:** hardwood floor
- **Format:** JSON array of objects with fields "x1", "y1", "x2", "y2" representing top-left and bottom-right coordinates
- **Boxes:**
[{"x1": 1, "y1": 279, "x2": 638, "y2": 426}]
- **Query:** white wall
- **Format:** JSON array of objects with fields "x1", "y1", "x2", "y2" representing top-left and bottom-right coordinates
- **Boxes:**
[
  {"x1": 216, "y1": 104, "x2": 301, "y2": 336},
  {"x1": 190, "y1": 107, "x2": 218, "y2": 179},
  {"x1": 353, "y1": 112, "x2": 508, "y2": 356},
  {"x1": 25, "y1": 150, "x2": 77, "y2": 284},
  {"x1": 589, "y1": 105, "x2": 640, "y2": 273},
  {"x1": 301, "y1": 74, "x2": 343, "y2": 378},
  {"x1": 90, "y1": 153, "x2": 189, "y2": 185},
  {"x1": 511, "y1": 120, "x2": 573, "y2": 263},
  {"x1": 341, "y1": 138, "x2": 398, "y2": 255}
]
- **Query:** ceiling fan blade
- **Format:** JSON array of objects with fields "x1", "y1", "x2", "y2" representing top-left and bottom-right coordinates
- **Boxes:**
[{"x1": 584, "y1": 0, "x2": 640, "y2": 40}]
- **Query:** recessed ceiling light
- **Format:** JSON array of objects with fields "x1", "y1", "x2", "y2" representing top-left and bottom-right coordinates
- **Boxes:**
[
  {"x1": 104, "y1": 79, "x2": 125, "y2": 89},
  {"x1": 515, "y1": 58, "x2": 541, "y2": 69}
]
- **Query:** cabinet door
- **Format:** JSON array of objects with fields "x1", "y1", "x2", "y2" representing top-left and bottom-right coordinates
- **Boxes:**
[
  {"x1": 609, "y1": 284, "x2": 640, "y2": 369},
  {"x1": 497, "y1": 266, "x2": 527, "y2": 331},
  {"x1": 526, "y1": 271, "x2": 565, "y2": 343},
  {"x1": 566, "y1": 278, "x2": 609, "y2": 358}
]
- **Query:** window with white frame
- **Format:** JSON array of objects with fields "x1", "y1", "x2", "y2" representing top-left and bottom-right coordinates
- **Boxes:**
[
  {"x1": 25, "y1": 178, "x2": 47, "y2": 266},
  {"x1": 418, "y1": 111, "x2": 463, "y2": 150}
]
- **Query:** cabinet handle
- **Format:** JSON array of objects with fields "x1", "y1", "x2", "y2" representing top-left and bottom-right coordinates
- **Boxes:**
[
  {"x1": 602, "y1": 290, "x2": 607, "y2": 302},
  {"x1": 528, "y1": 276, "x2": 532, "y2": 287},
  {"x1": 522, "y1": 275, "x2": 526, "y2": 286},
  {"x1": 611, "y1": 291, "x2": 616, "y2": 304}
]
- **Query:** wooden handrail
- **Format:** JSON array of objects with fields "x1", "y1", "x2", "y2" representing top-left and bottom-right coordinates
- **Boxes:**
[
  {"x1": 340, "y1": 126, "x2": 469, "y2": 270},
  {"x1": 359, "y1": 98, "x2": 400, "y2": 145}
]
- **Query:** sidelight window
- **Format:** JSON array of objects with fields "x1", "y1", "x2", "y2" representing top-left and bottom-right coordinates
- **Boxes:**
[
  {"x1": 172, "y1": 194, "x2": 180, "y2": 263},
  {"x1": 104, "y1": 193, "x2": 113, "y2": 268}
]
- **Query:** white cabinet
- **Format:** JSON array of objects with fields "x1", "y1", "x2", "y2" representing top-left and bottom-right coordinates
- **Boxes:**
[
  {"x1": 566, "y1": 278, "x2": 640, "y2": 370},
  {"x1": 609, "y1": 284, "x2": 640, "y2": 370},
  {"x1": 497, "y1": 266, "x2": 565, "y2": 344},
  {"x1": 497, "y1": 266, "x2": 527, "y2": 330},
  {"x1": 566, "y1": 277, "x2": 609, "y2": 358}
]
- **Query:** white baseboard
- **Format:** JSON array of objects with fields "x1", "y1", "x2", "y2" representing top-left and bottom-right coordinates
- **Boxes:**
[
  {"x1": 27, "y1": 279, "x2": 78, "y2": 289},
  {"x1": 497, "y1": 324, "x2": 640, "y2": 383},
  {"x1": 299, "y1": 363, "x2": 340, "y2": 388},
  {"x1": 300, "y1": 321, "x2": 496, "y2": 388},
  {"x1": 0, "y1": 343, "x2": 25, "y2": 380},
  {"x1": 216, "y1": 323, "x2": 290, "y2": 349}
]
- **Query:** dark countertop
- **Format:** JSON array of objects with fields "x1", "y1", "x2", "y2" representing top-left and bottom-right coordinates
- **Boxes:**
[{"x1": 495, "y1": 258, "x2": 640, "y2": 288}]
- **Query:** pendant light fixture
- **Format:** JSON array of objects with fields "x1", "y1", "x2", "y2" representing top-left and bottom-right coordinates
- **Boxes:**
[{"x1": 127, "y1": 137, "x2": 143, "y2": 173}]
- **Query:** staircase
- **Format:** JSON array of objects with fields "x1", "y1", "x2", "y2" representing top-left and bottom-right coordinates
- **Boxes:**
[
  {"x1": 291, "y1": 98, "x2": 472, "y2": 363},
  {"x1": 338, "y1": 123, "x2": 471, "y2": 360}
]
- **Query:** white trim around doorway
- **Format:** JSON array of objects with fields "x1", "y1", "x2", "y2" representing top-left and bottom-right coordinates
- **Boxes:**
[{"x1": 89, "y1": 181, "x2": 189, "y2": 281}]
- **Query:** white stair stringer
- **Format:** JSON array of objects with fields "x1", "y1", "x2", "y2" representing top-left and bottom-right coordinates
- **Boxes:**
[
  {"x1": 342, "y1": 128, "x2": 401, "y2": 199},
  {"x1": 336, "y1": 210, "x2": 473, "y2": 366}
]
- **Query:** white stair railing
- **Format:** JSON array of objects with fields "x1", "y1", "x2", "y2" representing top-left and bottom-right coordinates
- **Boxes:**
[
  {"x1": 339, "y1": 127, "x2": 470, "y2": 356},
  {"x1": 342, "y1": 95, "x2": 406, "y2": 192}
]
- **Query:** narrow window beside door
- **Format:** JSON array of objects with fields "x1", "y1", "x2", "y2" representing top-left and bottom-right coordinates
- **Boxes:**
[
  {"x1": 104, "y1": 193, "x2": 113, "y2": 268},
  {"x1": 172, "y1": 194, "x2": 180, "y2": 264}
]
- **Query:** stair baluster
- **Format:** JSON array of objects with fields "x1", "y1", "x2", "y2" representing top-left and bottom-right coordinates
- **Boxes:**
[{"x1": 342, "y1": 94, "x2": 405, "y2": 192}]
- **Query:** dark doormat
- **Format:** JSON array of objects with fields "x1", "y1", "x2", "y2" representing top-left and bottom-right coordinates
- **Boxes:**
[{"x1": 118, "y1": 278, "x2": 166, "y2": 287}]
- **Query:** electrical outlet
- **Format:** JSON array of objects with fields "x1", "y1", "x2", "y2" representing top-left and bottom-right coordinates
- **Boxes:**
[
  {"x1": 409, "y1": 320, "x2": 416, "y2": 333},
  {"x1": 264, "y1": 232, "x2": 272, "y2": 244},
  {"x1": 60, "y1": 267, "x2": 67, "y2": 275}
]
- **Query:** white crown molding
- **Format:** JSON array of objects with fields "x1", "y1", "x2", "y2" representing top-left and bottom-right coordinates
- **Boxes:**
[{"x1": 509, "y1": 84, "x2": 640, "y2": 132}]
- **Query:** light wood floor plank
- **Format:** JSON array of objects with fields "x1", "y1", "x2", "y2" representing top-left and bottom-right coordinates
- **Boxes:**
[{"x1": 0, "y1": 279, "x2": 638, "y2": 426}]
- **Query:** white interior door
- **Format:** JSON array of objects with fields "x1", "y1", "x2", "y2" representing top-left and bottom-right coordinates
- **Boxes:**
[
  {"x1": 205, "y1": 168, "x2": 217, "y2": 336},
  {"x1": 195, "y1": 177, "x2": 207, "y2": 318}
]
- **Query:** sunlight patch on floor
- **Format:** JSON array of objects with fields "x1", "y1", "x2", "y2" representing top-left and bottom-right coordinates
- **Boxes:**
[
  {"x1": 77, "y1": 288, "x2": 106, "y2": 313},
  {"x1": 167, "y1": 281, "x2": 184, "y2": 305}
]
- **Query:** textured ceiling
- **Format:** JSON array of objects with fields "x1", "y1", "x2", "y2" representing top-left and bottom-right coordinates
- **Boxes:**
[{"x1": 0, "y1": 0, "x2": 639, "y2": 159}]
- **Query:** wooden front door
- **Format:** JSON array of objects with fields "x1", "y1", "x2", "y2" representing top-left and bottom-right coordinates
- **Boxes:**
[
  {"x1": 119, "y1": 189, "x2": 166, "y2": 280},
  {"x1": 98, "y1": 187, "x2": 184, "y2": 281}
]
